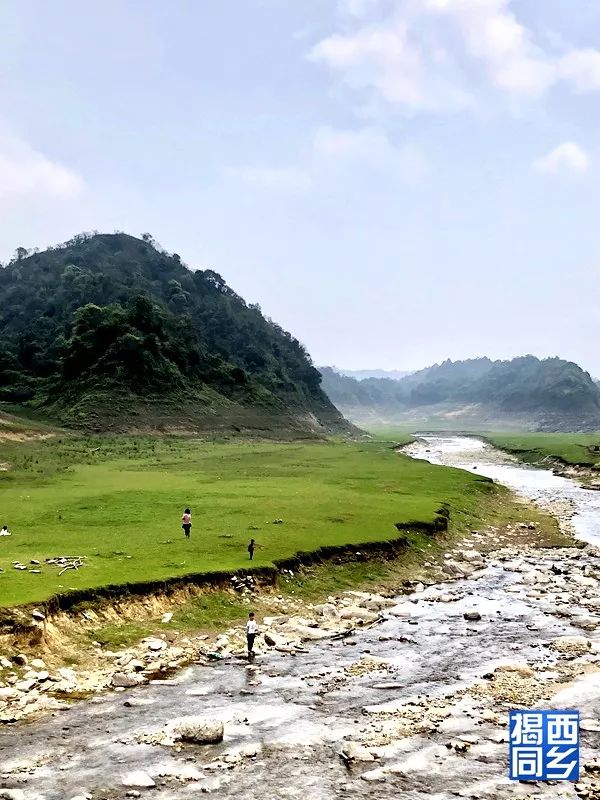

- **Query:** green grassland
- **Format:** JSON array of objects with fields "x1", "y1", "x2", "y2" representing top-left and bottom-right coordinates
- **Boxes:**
[
  {"x1": 0, "y1": 434, "x2": 498, "y2": 608},
  {"x1": 484, "y1": 432, "x2": 600, "y2": 468}
]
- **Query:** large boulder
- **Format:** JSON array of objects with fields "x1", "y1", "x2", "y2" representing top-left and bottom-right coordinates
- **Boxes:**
[{"x1": 167, "y1": 715, "x2": 224, "y2": 744}]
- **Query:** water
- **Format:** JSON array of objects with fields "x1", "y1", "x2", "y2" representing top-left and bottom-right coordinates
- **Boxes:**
[
  {"x1": 1, "y1": 436, "x2": 598, "y2": 799},
  {"x1": 405, "y1": 435, "x2": 600, "y2": 546}
]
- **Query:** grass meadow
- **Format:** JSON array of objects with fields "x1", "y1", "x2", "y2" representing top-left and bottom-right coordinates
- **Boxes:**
[
  {"x1": 0, "y1": 434, "x2": 497, "y2": 607},
  {"x1": 484, "y1": 432, "x2": 600, "y2": 467}
]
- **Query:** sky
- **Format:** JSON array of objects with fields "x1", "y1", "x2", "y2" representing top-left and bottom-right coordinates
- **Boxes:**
[{"x1": 0, "y1": 0, "x2": 599, "y2": 375}]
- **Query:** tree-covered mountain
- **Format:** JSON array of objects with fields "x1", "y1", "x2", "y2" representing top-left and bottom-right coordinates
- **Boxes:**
[
  {"x1": 321, "y1": 357, "x2": 600, "y2": 432},
  {"x1": 0, "y1": 232, "x2": 350, "y2": 434}
]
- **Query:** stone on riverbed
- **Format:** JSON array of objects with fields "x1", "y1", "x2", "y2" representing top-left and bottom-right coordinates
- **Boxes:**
[
  {"x1": 122, "y1": 771, "x2": 155, "y2": 788},
  {"x1": 442, "y1": 560, "x2": 475, "y2": 578},
  {"x1": 549, "y1": 636, "x2": 591, "y2": 656},
  {"x1": 111, "y1": 672, "x2": 141, "y2": 688},
  {"x1": 166, "y1": 715, "x2": 224, "y2": 744},
  {"x1": 340, "y1": 740, "x2": 377, "y2": 762}
]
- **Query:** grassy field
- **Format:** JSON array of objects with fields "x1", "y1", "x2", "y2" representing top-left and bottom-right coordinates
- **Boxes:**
[
  {"x1": 0, "y1": 434, "x2": 498, "y2": 608},
  {"x1": 484, "y1": 432, "x2": 600, "y2": 468}
]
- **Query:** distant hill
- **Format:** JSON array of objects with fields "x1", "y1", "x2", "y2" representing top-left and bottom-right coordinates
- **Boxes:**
[
  {"x1": 320, "y1": 356, "x2": 600, "y2": 432},
  {"x1": 0, "y1": 232, "x2": 352, "y2": 435},
  {"x1": 333, "y1": 368, "x2": 413, "y2": 381}
]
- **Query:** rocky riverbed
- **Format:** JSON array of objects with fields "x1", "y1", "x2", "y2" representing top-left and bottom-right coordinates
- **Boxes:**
[{"x1": 0, "y1": 436, "x2": 598, "y2": 799}]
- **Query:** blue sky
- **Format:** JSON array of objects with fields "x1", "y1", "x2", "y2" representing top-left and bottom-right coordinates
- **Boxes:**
[{"x1": 1, "y1": 0, "x2": 599, "y2": 374}]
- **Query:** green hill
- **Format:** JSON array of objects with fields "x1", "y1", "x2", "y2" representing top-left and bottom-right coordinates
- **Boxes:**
[
  {"x1": 0, "y1": 232, "x2": 350, "y2": 435},
  {"x1": 320, "y1": 356, "x2": 600, "y2": 432}
]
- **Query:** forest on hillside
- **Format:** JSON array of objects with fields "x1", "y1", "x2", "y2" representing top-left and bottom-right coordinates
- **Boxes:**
[{"x1": 0, "y1": 232, "x2": 344, "y2": 430}]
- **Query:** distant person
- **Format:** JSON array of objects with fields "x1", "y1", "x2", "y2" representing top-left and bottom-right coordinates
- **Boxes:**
[
  {"x1": 0, "y1": 525, "x2": 10, "y2": 537},
  {"x1": 248, "y1": 538, "x2": 256, "y2": 560},
  {"x1": 246, "y1": 612, "x2": 258, "y2": 657},
  {"x1": 181, "y1": 508, "x2": 192, "y2": 539}
]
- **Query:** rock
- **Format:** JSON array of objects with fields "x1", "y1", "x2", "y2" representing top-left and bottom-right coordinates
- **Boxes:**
[
  {"x1": 389, "y1": 603, "x2": 414, "y2": 618},
  {"x1": 146, "y1": 638, "x2": 166, "y2": 651},
  {"x1": 122, "y1": 771, "x2": 155, "y2": 788},
  {"x1": 30, "y1": 658, "x2": 46, "y2": 670},
  {"x1": 31, "y1": 610, "x2": 45, "y2": 621},
  {"x1": 15, "y1": 679, "x2": 37, "y2": 692},
  {"x1": 340, "y1": 741, "x2": 376, "y2": 762},
  {"x1": 339, "y1": 606, "x2": 379, "y2": 623},
  {"x1": 167, "y1": 715, "x2": 224, "y2": 744},
  {"x1": 0, "y1": 790, "x2": 26, "y2": 800},
  {"x1": 549, "y1": 635, "x2": 592, "y2": 656},
  {"x1": 11, "y1": 654, "x2": 28, "y2": 666},
  {"x1": 314, "y1": 603, "x2": 338, "y2": 618},
  {"x1": 463, "y1": 611, "x2": 482, "y2": 621},
  {"x1": 161, "y1": 612, "x2": 173, "y2": 623},
  {"x1": 442, "y1": 560, "x2": 474, "y2": 578},
  {"x1": 111, "y1": 672, "x2": 139, "y2": 688},
  {"x1": 264, "y1": 633, "x2": 277, "y2": 647},
  {"x1": 459, "y1": 550, "x2": 485, "y2": 564}
]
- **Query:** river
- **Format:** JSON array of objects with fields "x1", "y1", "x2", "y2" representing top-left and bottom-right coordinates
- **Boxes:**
[{"x1": 1, "y1": 436, "x2": 598, "y2": 799}]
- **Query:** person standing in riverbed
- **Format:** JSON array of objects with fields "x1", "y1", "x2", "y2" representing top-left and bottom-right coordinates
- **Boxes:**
[
  {"x1": 246, "y1": 612, "x2": 258, "y2": 658},
  {"x1": 181, "y1": 507, "x2": 192, "y2": 539}
]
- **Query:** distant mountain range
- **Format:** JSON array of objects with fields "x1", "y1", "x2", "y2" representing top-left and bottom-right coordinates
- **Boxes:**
[
  {"x1": 333, "y1": 368, "x2": 413, "y2": 381},
  {"x1": 320, "y1": 357, "x2": 600, "y2": 432}
]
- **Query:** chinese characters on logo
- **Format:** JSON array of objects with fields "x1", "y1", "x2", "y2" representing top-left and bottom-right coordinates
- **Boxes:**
[{"x1": 509, "y1": 710, "x2": 579, "y2": 781}]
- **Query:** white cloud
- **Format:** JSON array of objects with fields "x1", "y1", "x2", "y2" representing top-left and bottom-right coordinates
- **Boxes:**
[
  {"x1": 558, "y1": 48, "x2": 600, "y2": 93},
  {"x1": 533, "y1": 142, "x2": 590, "y2": 175},
  {"x1": 310, "y1": 0, "x2": 600, "y2": 112},
  {"x1": 339, "y1": 0, "x2": 381, "y2": 19},
  {"x1": 0, "y1": 132, "x2": 83, "y2": 200},
  {"x1": 224, "y1": 165, "x2": 312, "y2": 192},
  {"x1": 314, "y1": 125, "x2": 428, "y2": 182}
]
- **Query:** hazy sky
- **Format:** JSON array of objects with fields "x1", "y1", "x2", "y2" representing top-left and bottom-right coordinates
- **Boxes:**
[{"x1": 1, "y1": 1, "x2": 599, "y2": 374}]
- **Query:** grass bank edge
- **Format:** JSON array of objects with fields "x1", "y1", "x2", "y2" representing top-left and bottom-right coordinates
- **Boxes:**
[{"x1": 481, "y1": 432, "x2": 600, "y2": 469}]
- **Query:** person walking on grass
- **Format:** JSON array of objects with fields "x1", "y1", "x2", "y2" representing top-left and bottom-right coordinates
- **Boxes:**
[
  {"x1": 181, "y1": 507, "x2": 192, "y2": 539},
  {"x1": 246, "y1": 612, "x2": 258, "y2": 658},
  {"x1": 248, "y1": 538, "x2": 256, "y2": 560}
]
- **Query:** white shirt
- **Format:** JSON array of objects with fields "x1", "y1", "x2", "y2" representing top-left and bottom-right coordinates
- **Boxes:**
[{"x1": 246, "y1": 620, "x2": 258, "y2": 634}]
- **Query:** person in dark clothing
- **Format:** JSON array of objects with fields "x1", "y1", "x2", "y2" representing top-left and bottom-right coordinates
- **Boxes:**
[
  {"x1": 246, "y1": 612, "x2": 258, "y2": 657},
  {"x1": 248, "y1": 538, "x2": 255, "y2": 560},
  {"x1": 181, "y1": 507, "x2": 192, "y2": 539}
]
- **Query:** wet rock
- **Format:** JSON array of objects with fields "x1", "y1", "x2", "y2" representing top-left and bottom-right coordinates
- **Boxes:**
[
  {"x1": 111, "y1": 672, "x2": 140, "y2": 688},
  {"x1": 167, "y1": 715, "x2": 224, "y2": 744},
  {"x1": 463, "y1": 611, "x2": 482, "y2": 621},
  {"x1": 122, "y1": 771, "x2": 155, "y2": 788},
  {"x1": 388, "y1": 603, "x2": 414, "y2": 618}
]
